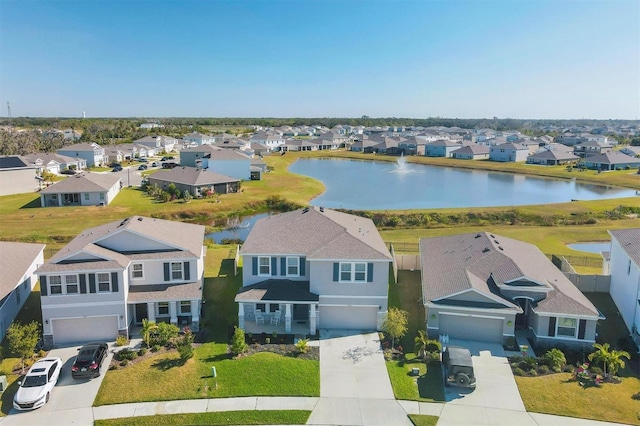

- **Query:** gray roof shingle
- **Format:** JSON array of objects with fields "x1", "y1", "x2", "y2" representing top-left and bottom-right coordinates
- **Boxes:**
[
  {"x1": 40, "y1": 173, "x2": 120, "y2": 193},
  {"x1": 609, "y1": 228, "x2": 640, "y2": 267},
  {"x1": 0, "y1": 242, "x2": 45, "y2": 296}
]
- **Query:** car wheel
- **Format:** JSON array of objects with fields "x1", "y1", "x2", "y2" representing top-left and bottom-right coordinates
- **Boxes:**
[
  {"x1": 455, "y1": 373, "x2": 470, "y2": 386},
  {"x1": 45, "y1": 392, "x2": 50, "y2": 403}
]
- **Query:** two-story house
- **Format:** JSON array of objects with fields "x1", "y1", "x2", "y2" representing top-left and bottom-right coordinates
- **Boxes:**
[
  {"x1": 489, "y1": 143, "x2": 529, "y2": 162},
  {"x1": 0, "y1": 156, "x2": 38, "y2": 196},
  {"x1": 57, "y1": 143, "x2": 106, "y2": 167},
  {"x1": 607, "y1": 228, "x2": 640, "y2": 340},
  {"x1": 36, "y1": 216, "x2": 205, "y2": 347},
  {"x1": 235, "y1": 207, "x2": 393, "y2": 335}
]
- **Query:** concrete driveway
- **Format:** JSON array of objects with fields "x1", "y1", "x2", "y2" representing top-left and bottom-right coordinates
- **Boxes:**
[
  {"x1": 100, "y1": 165, "x2": 145, "y2": 187},
  {"x1": 306, "y1": 330, "x2": 412, "y2": 426},
  {"x1": 1, "y1": 344, "x2": 114, "y2": 426},
  {"x1": 438, "y1": 339, "x2": 536, "y2": 426}
]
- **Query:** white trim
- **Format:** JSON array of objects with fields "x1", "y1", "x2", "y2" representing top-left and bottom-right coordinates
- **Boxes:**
[
  {"x1": 439, "y1": 312, "x2": 506, "y2": 321},
  {"x1": 433, "y1": 288, "x2": 520, "y2": 309},
  {"x1": 533, "y1": 312, "x2": 599, "y2": 320},
  {"x1": 286, "y1": 256, "x2": 300, "y2": 277},
  {"x1": 131, "y1": 263, "x2": 144, "y2": 280},
  {"x1": 339, "y1": 261, "x2": 368, "y2": 283},
  {"x1": 42, "y1": 300, "x2": 123, "y2": 309},
  {"x1": 257, "y1": 256, "x2": 271, "y2": 276},
  {"x1": 320, "y1": 295, "x2": 384, "y2": 300},
  {"x1": 318, "y1": 304, "x2": 380, "y2": 309},
  {"x1": 530, "y1": 327, "x2": 596, "y2": 343},
  {"x1": 425, "y1": 302, "x2": 519, "y2": 315}
]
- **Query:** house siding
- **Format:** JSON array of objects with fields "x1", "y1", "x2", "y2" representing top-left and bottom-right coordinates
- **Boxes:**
[
  {"x1": 609, "y1": 237, "x2": 640, "y2": 334},
  {"x1": 0, "y1": 168, "x2": 37, "y2": 196}
]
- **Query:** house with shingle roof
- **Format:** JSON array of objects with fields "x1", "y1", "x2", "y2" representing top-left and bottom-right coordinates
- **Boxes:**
[
  {"x1": 35, "y1": 216, "x2": 205, "y2": 347},
  {"x1": 451, "y1": 144, "x2": 490, "y2": 160},
  {"x1": 236, "y1": 207, "x2": 393, "y2": 335},
  {"x1": 22, "y1": 152, "x2": 86, "y2": 174},
  {"x1": 420, "y1": 232, "x2": 601, "y2": 348},
  {"x1": 607, "y1": 228, "x2": 640, "y2": 340},
  {"x1": 0, "y1": 242, "x2": 45, "y2": 341},
  {"x1": 180, "y1": 146, "x2": 253, "y2": 180},
  {"x1": 489, "y1": 142, "x2": 530, "y2": 162},
  {"x1": 147, "y1": 166, "x2": 240, "y2": 196},
  {"x1": 57, "y1": 142, "x2": 106, "y2": 167},
  {"x1": 424, "y1": 139, "x2": 463, "y2": 157},
  {"x1": 583, "y1": 151, "x2": 640, "y2": 171},
  {"x1": 0, "y1": 155, "x2": 38, "y2": 196},
  {"x1": 39, "y1": 172, "x2": 121, "y2": 207},
  {"x1": 526, "y1": 148, "x2": 580, "y2": 166}
]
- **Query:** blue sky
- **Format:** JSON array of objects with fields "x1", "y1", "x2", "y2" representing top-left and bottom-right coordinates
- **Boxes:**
[{"x1": 0, "y1": 0, "x2": 638, "y2": 119}]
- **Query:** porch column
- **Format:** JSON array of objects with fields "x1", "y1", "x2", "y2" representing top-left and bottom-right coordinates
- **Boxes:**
[
  {"x1": 309, "y1": 304, "x2": 317, "y2": 335},
  {"x1": 169, "y1": 301, "x2": 178, "y2": 324},
  {"x1": 285, "y1": 303, "x2": 292, "y2": 333},
  {"x1": 191, "y1": 299, "x2": 200, "y2": 324},
  {"x1": 147, "y1": 302, "x2": 156, "y2": 322},
  {"x1": 58, "y1": 196, "x2": 62, "y2": 206},
  {"x1": 238, "y1": 303, "x2": 245, "y2": 329}
]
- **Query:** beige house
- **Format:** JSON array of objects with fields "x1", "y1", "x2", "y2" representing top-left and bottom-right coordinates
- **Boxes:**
[
  {"x1": 0, "y1": 156, "x2": 38, "y2": 196},
  {"x1": 39, "y1": 173, "x2": 121, "y2": 207}
]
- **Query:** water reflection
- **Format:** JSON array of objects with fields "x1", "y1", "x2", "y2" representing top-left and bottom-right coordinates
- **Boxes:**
[{"x1": 206, "y1": 212, "x2": 271, "y2": 243}]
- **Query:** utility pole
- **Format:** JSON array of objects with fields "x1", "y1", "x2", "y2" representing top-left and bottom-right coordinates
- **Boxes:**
[{"x1": 7, "y1": 102, "x2": 11, "y2": 125}]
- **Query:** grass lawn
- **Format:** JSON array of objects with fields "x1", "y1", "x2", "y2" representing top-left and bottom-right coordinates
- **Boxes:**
[
  {"x1": 386, "y1": 354, "x2": 445, "y2": 402},
  {"x1": 94, "y1": 246, "x2": 319, "y2": 405},
  {"x1": 408, "y1": 414, "x2": 439, "y2": 426},
  {"x1": 584, "y1": 292, "x2": 637, "y2": 351},
  {"x1": 95, "y1": 410, "x2": 311, "y2": 426},
  {"x1": 388, "y1": 270, "x2": 425, "y2": 349},
  {"x1": 515, "y1": 373, "x2": 640, "y2": 425}
]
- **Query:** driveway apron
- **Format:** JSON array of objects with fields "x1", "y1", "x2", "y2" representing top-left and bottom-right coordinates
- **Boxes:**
[{"x1": 306, "y1": 330, "x2": 412, "y2": 426}]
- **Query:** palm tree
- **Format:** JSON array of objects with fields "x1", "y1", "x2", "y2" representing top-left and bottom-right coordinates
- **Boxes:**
[
  {"x1": 140, "y1": 318, "x2": 157, "y2": 347},
  {"x1": 414, "y1": 330, "x2": 441, "y2": 360},
  {"x1": 588, "y1": 343, "x2": 612, "y2": 376},
  {"x1": 607, "y1": 348, "x2": 631, "y2": 376}
]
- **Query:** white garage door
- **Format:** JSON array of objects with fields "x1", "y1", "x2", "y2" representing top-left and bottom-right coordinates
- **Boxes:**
[
  {"x1": 320, "y1": 306, "x2": 378, "y2": 330},
  {"x1": 52, "y1": 316, "x2": 119, "y2": 345},
  {"x1": 439, "y1": 313, "x2": 503, "y2": 343}
]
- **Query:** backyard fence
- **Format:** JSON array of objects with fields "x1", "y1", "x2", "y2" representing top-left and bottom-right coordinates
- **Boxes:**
[
  {"x1": 385, "y1": 241, "x2": 420, "y2": 253},
  {"x1": 564, "y1": 273, "x2": 611, "y2": 293}
]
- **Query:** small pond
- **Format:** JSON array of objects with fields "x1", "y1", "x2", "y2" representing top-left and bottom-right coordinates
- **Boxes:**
[
  {"x1": 206, "y1": 213, "x2": 271, "y2": 243},
  {"x1": 567, "y1": 242, "x2": 611, "y2": 253},
  {"x1": 288, "y1": 158, "x2": 638, "y2": 210}
]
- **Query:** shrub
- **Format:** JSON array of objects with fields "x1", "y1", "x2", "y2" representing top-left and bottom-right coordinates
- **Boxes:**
[
  {"x1": 151, "y1": 345, "x2": 161, "y2": 352},
  {"x1": 37, "y1": 349, "x2": 46, "y2": 358},
  {"x1": 538, "y1": 365, "x2": 550, "y2": 375},
  {"x1": 120, "y1": 360, "x2": 128, "y2": 367},
  {"x1": 513, "y1": 367, "x2": 526, "y2": 376},
  {"x1": 295, "y1": 338, "x2": 309, "y2": 354},
  {"x1": 177, "y1": 329, "x2": 195, "y2": 361},
  {"x1": 149, "y1": 322, "x2": 179, "y2": 347},
  {"x1": 544, "y1": 348, "x2": 566, "y2": 370},
  {"x1": 138, "y1": 348, "x2": 148, "y2": 357},
  {"x1": 115, "y1": 335, "x2": 129, "y2": 347},
  {"x1": 563, "y1": 365, "x2": 575, "y2": 373},
  {"x1": 116, "y1": 348, "x2": 138, "y2": 361},
  {"x1": 590, "y1": 365, "x2": 603, "y2": 375},
  {"x1": 632, "y1": 392, "x2": 640, "y2": 401}
]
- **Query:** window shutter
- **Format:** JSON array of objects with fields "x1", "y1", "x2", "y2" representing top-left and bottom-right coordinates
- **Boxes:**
[
  {"x1": 89, "y1": 274, "x2": 96, "y2": 293},
  {"x1": 111, "y1": 272, "x2": 119, "y2": 292},
  {"x1": 271, "y1": 257, "x2": 277, "y2": 276},
  {"x1": 184, "y1": 261, "x2": 190, "y2": 281},
  {"x1": 333, "y1": 263, "x2": 339, "y2": 281},
  {"x1": 40, "y1": 276, "x2": 47, "y2": 296},
  {"x1": 300, "y1": 257, "x2": 306, "y2": 276},
  {"x1": 252, "y1": 257, "x2": 258, "y2": 275},
  {"x1": 79, "y1": 274, "x2": 87, "y2": 294},
  {"x1": 578, "y1": 319, "x2": 586, "y2": 339},
  {"x1": 367, "y1": 263, "x2": 374, "y2": 282},
  {"x1": 548, "y1": 317, "x2": 556, "y2": 337},
  {"x1": 164, "y1": 263, "x2": 170, "y2": 281},
  {"x1": 281, "y1": 257, "x2": 286, "y2": 276}
]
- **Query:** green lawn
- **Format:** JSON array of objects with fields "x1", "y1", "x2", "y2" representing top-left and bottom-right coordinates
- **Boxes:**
[
  {"x1": 95, "y1": 410, "x2": 311, "y2": 426},
  {"x1": 515, "y1": 373, "x2": 640, "y2": 425},
  {"x1": 94, "y1": 246, "x2": 319, "y2": 406},
  {"x1": 388, "y1": 270, "x2": 425, "y2": 349},
  {"x1": 408, "y1": 414, "x2": 440, "y2": 426},
  {"x1": 386, "y1": 354, "x2": 445, "y2": 402}
]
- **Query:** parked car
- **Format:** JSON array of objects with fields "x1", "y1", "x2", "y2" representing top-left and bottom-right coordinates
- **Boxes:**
[
  {"x1": 162, "y1": 162, "x2": 178, "y2": 169},
  {"x1": 161, "y1": 156, "x2": 175, "y2": 161},
  {"x1": 442, "y1": 346, "x2": 476, "y2": 388},
  {"x1": 112, "y1": 165, "x2": 123, "y2": 172},
  {"x1": 108, "y1": 162, "x2": 122, "y2": 168},
  {"x1": 13, "y1": 357, "x2": 62, "y2": 410},
  {"x1": 71, "y1": 342, "x2": 109, "y2": 379},
  {"x1": 60, "y1": 169, "x2": 77, "y2": 175},
  {"x1": 151, "y1": 162, "x2": 159, "y2": 167},
  {"x1": 138, "y1": 164, "x2": 148, "y2": 170},
  {"x1": 138, "y1": 158, "x2": 148, "y2": 163}
]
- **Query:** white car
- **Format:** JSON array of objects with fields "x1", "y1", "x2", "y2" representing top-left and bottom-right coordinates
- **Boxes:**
[{"x1": 13, "y1": 357, "x2": 62, "y2": 411}]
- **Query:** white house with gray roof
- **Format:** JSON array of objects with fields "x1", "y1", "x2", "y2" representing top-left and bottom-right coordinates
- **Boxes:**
[
  {"x1": 420, "y1": 232, "x2": 601, "y2": 348},
  {"x1": 0, "y1": 242, "x2": 45, "y2": 341},
  {"x1": 36, "y1": 216, "x2": 205, "y2": 347},
  {"x1": 489, "y1": 142, "x2": 530, "y2": 162},
  {"x1": 180, "y1": 146, "x2": 253, "y2": 180},
  {"x1": 0, "y1": 156, "x2": 38, "y2": 196},
  {"x1": 147, "y1": 166, "x2": 240, "y2": 196},
  {"x1": 236, "y1": 207, "x2": 393, "y2": 335},
  {"x1": 39, "y1": 173, "x2": 122, "y2": 207},
  {"x1": 57, "y1": 142, "x2": 106, "y2": 167},
  {"x1": 607, "y1": 228, "x2": 640, "y2": 340}
]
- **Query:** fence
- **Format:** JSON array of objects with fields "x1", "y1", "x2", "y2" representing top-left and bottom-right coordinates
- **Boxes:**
[
  {"x1": 385, "y1": 241, "x2": 420, "y2": 253},
  {"x1": 395, "y1": 254, "x2": 421, "y2": 271},
  {"x1": 564, "y1": 273, "x2": 611, "y2": 292},
  {"x1": 548, "y1": 254, "x2": 603, "y2": 269}
]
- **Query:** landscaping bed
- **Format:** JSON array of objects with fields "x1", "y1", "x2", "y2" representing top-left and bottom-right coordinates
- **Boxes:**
[{"x1": 243, "y1": 343, "x2": 319, "y2": 361}]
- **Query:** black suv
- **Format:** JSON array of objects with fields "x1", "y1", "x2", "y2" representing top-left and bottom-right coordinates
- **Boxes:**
[
  {"x1": 442, "y1": 346, "x2": 476, "y2": 388},
  {"x1": 71, "y1": 342, "x2": 108, "y2": 379}
]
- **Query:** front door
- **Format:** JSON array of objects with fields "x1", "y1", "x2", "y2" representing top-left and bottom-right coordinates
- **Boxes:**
[
  {"x1": 515, "y1": 299, "x2": 529, "y2": 329},
  {"x1": 135, "y1": 303, "x2": 148, "y2": 324},
  {"x1": 293, "y1": 304, "x2": 308, "y2": 322}
]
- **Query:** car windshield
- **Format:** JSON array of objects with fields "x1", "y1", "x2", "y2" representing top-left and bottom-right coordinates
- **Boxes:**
[
  {"x1": 77, "y1": 349, "x2": 96, "y2": 362},
  {"x1": 22, "y1": 374, "x2": 47, "y2": 388}
]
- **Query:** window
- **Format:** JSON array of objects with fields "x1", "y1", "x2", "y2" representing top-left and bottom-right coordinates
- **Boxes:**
[
  {"x1": 269, "y1": 304, "x2": 279, "y2": 313},
  {"x1": 65, "y1": 275, "x2": 78, "y2": 294},
  {"x1": 97, "y1": 273, "x2": 111, "y2": 292},
  {"x1": 628, "y1": 260, "x2": 632, "y2": 275},
  {"x1": 171, "y1": 262, "x2": 183, "y2": 280},
  {"x1": 258, "y1": 257, "x2": 270, "y2": 276},
  {"x1": 131, "y1": 263, "x2": 144, "y2": 279},
  {"x1": 49, "y1": 276, "x2": 62, "y2": 295},
  {"x1": 84, "y1": 193, "x2": 90, "y2": 201},
  {"x1": 286, "y1": 257, "x2": 299, "y2": 276},
  {"x1": 180, "y1": 301, "x2": 191, "y2": 314},
  {"x1": 99, "y1": 193, "x2": 105, "y2": 201},
  {"x1": 16, "y1": 288, "x2": 21, "y2": 305},
  {"x1": 157, "y1": 302, "x2": 169, "y2": 316},
  {"x1": 557, "y1": 317, "x2": 577, "y2": 337},
  {"x1": 256, "y1": 303, "x2": 266, "y2": 312},
  {"x1": 340, "y1": 262, "x2": 367, "y2": 282}
]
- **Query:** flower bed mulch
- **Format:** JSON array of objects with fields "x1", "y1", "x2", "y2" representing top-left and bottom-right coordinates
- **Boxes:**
[{"x1": 239, "y1": 343, "x2": 319, "y2": 361}]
